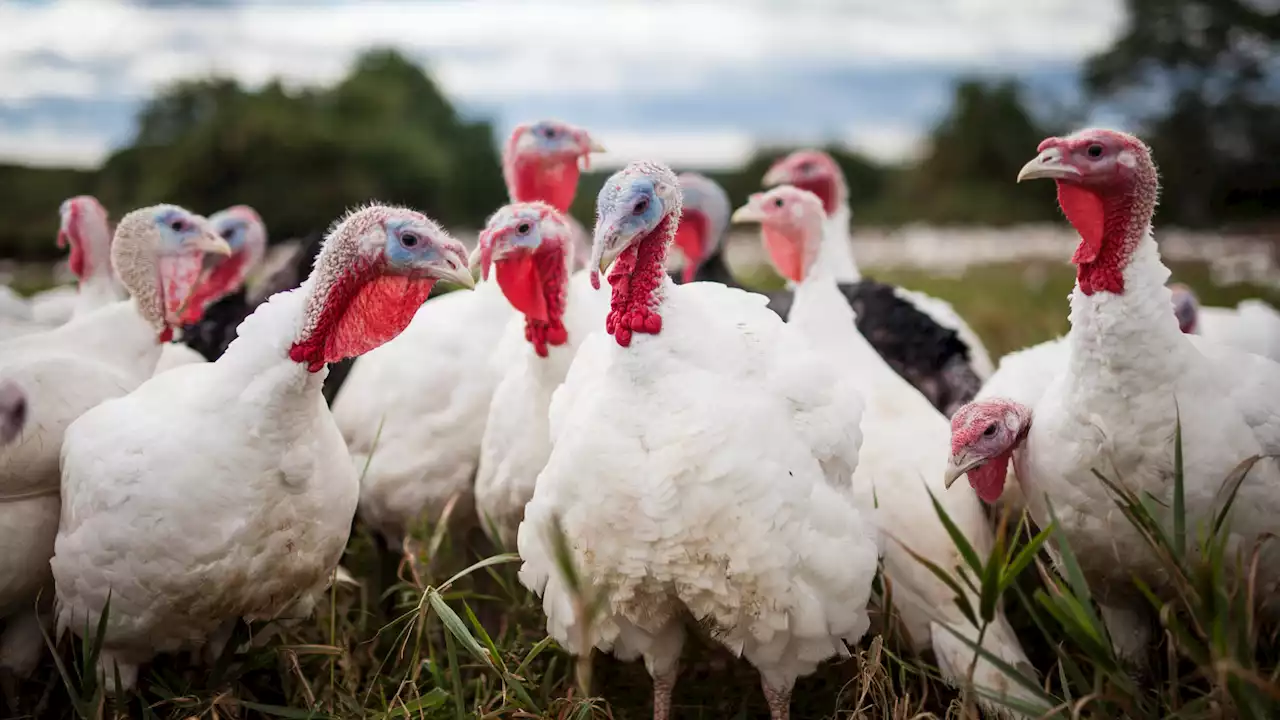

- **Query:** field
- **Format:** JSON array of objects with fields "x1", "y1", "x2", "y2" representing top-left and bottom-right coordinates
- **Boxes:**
[{"x1": 7, "y1": 247, "x2": 1280, "y2": 720}]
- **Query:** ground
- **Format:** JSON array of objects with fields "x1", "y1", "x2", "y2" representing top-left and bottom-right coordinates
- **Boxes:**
[{"x1": 5, "y1": 258, "x2": 1280, "y2": 719}]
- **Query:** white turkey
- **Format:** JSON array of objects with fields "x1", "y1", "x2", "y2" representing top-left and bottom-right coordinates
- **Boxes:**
[
  {"x1": 733, "y1": 185, "x2": 1039, "y2": 714},
  {"x1": 517, "y1": 161, "x2": 879, "y2": 720},
  {"x1": 951, "y1": 128, "x2": 1280, "y2": 663},
  {"x1": 0, "y1": 205, "x2": 229, "y2": 679},
  {"x1": 473, "y1": 202, "x2": 607, "y2": 548},
  {"x1": 51, "y1": 204, "x2": 474, "y2": 690},
  {"x1": 334, "y1": 120, "x2": 602, "y2": 551},
  {"x1": 0, "y1": 196, "x2": 123, "y2": 341},
  {"x1": 153, "y1": 205, "x2": 270, "y2": 374},
  {"x1": 756, "y1": 150, "x2": 992, "y2": 415},
  {"x1": 1169, "y1": 282, "x2": 1280, "y2": 363}
]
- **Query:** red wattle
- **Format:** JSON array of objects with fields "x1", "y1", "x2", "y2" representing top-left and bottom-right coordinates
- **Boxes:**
[
  {"x1": 289, "y1": 266, "x2": 436, "y2": 372},
  {"x1": 762, "y1": 226, "x2": 806, "y2": 283},
  {"x1": 968, "y1": 453, "x2": 1011, "y2": 504},
  {"x1": 792, "y1": 177, "x2": 838, "y2": 217},
  {"x1": 1057, "y1": 181, "x2": 1129, "y2": 296},
  {"x1": 510, "y1": 159, "x2": 580, "y2": 213},
  {"x1": 673, "y1": 210, "x2": 707, "y2": 284},
  {"x1": 182, "y1": 253, "x2": 248, "y2": 324},
  {"x1": 495, "y1": 253, "x2": 549, "y2": 322},
  {"x1": 605, "y1": 217, "x2": 669, "y2": 348}
]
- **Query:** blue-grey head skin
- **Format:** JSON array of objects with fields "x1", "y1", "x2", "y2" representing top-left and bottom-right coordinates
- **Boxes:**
[
  {"x1": 379, "y1": 215, "x2": 472, "y2": 287},
  {"x1": 478, "y1": 202, "x2": 569, "y2": 280},
  {"x1": 149, "y1": 206, "x2": 227, "y2": 255},
  {"x1": 1169, "y1": 282, "x2": 1199, "y2": 334},
  {"x1": 0, "y1": 380, "x2": 27, "y2": 446},
  {"x1": 590, "y1": 161, "x2": 682, "y2": 288}
]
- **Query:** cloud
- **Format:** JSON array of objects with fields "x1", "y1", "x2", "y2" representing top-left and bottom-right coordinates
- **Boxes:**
[
  {"x1": 0, "y1": 0, "x2": 1125, "y2": 168},
  {"x1": 588, "y1": 129, "x2": 758, "y2": 170},
  {"x1": 0, "y1": 126, "x2": 113, "y2": 167}
]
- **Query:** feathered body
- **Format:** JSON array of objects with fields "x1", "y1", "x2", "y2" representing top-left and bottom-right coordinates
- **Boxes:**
[
  {"x1": 518, "y1": 163, "x2": 878, "y2": 720},
  {"x1": 474, "y1": 203, "x2": 609, "y2": 547},
  {"x1": 51, "y1": 204, "x2": 474, "y2": 688},
  {"x1": 735, "y1": 186, "x2": 1037, "y2": 713}
]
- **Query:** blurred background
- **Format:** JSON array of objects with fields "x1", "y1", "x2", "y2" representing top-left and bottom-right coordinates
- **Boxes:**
[{"x1": 0, "y1": 0, "x2": 1277, "y2": 354}]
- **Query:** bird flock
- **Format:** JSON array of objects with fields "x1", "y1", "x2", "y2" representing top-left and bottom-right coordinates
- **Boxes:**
[{"x1": 0, "y1": 121, "x2": 1278, "y2": 720}]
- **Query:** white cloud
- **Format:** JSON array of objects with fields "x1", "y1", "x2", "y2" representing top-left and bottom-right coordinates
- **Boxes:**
[
  {"x1": 0, "y1": 0, "x2": 1125, "y2": 103},
  {"x1": 588, "y1": 129, "x2": 758, "y2": 170},
  {"x1": 0, "y1": 127, "x2": 112, "y2": 168},
  {"x1": 841, "y1": 125, "x2": 926, "y2": 163}
]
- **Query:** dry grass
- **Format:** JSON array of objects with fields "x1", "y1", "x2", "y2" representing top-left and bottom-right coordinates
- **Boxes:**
[{"x1": 5, "y1": 259, "x2": 1280, "y2": 719}]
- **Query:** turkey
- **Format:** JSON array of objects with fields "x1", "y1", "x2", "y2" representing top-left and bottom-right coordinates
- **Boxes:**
[
  {"x1": 0, "y1": 205, "x2": 230, "y2": 679},
  {"x1": 336, "y1": 120, "x2": 602, "y2": 551},
  {"x1": 153, "y1": 205, "x2": 271, "y2": 374},
  {"x1": 58, "y1": 196, "x2": 126, "y2": 318},
  {"x1": 1169, "y1": 282, "x2": 1280, "y2": 363},
  {"x1": 517, "y1": 162, "x2": 879, "y2": 720},
  {"x1": 51, "y1": 204, "x2": 474, "y2": 690},
  {"x1": 733, "y1": 186, "x2": 1039, "y2": 715},
  {"x1": 474, "y1": 202, "x2": 608, "y2": 548},
  {"x1": 955, "y1": 128, "x2": 1280, "y2": 663},
  {"x1": 0, "y1": 197, "x2": 124, "y2": 341},
  {"x1": 667, "y1": 172, "x2": 792, "y2": 315},
  {"x1": 681, "y1": 152, "x2": 982, "y2": 416},
  {"x1": 945, "y1": 336, "x2": 1068, "y2": 519},
  {"x1": 23, "y1": 198, "x2": 126, "y2": 327}
]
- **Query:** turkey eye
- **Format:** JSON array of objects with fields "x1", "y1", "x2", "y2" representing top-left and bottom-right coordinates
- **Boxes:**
[
  {"x1": 516, "y1": 222, "x2": 532, "y2": 234},
  {"x1": 774, "y1": 198, "x2": 785, "y2": 208},
  {"x1": 1086, "y1": 144, "x2": 1104, "y2": 158},
  {"x1": 633, "y1": 198, "x2": 649, "y2": 215},
  {"x1": 983, "y1": 423, "x2": 998, "y2": 437},
  {"x1": 220, "y1": 228, "x2": 235, "y2": 240},
  {"x1": 799, "y1": 162, "x2": 814, "y2": 174},
  {"x1": 170, "y1": 220, "x2": 186, "y2": 232},
  {"x1": 401, "y1": 232, "x2": 420, "y2": 248}
]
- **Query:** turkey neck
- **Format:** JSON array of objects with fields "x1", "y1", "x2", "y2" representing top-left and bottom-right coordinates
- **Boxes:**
[
  {"x1": 1066, "y1": 207, "x2": 1186, "y2": 391},
  {"x1": 509, "y1": 158, "x2": 579, "y2": 214},
  {"x1": 604, "y1": 215, "x2": 672, "y2": 347},
  {"x1": 813, "y1": 203, "x2": 860, "y2": 283}
]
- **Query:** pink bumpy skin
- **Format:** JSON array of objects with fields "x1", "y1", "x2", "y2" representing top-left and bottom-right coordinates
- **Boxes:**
[
  {"x1": 1016, "y1": 129, "x2": 1159, "y2": 296},
  {"x1": 288, "y1": 205, "x2": 474, "y2": 372},
  {"x1": 477, "y1": 201, "x2": 573, "y2": 357},
  {"x1": 946, "y1": 399, "x2": 1032, "y2": 504},
  {"x1": 729, "y1": 185, "x2": 825, "y2": 284},
  {"x1": 762, "y1": 149, "x2": 848, "y2": 217}
]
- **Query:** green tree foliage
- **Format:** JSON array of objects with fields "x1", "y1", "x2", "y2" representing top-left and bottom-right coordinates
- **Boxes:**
[
  {"x1": 1084, "y1": 0, "x2": 1280, "y2": 227},
  {"x1": 879, "y1": 79, "x2": 1063, "y2": 225},
  {"x1": 4, "y1": 49, "x2": 506, "y2": 260}
]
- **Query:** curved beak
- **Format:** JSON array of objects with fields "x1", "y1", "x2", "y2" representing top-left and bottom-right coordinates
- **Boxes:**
[
  {"x1": 1017, "y1": 146, "x2": 1081, "y2": 183},
  {"x1": 437, "y1": 249, "x2": 476, "y2": 289},
  {"x1": 944, "y1": 450, "x2": 985, "y2": 489},
  {"x1": 193, "y1": 233, "x2": 233, "y2": 257},
  {"x1": 731, "y1": 203, "x2": 765, "y2": 224}
]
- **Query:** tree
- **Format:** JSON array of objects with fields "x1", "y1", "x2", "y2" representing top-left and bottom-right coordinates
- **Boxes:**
[
  {"x1": 1083, "y1": 0, "x2": 1280, "y2": 226},
  {"x1": 883, "y1": 79, "x2": 1061, "y2": 225}
]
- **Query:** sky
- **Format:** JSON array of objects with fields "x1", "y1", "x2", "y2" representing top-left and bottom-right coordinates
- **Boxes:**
[{"x1": 0, "y1": 0, "x2": 1127, "y2": 170}]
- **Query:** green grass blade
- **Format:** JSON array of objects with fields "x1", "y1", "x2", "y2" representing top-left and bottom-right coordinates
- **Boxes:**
[{"x1": 926, "y1": 486, "x2": 984, "y2": 576}]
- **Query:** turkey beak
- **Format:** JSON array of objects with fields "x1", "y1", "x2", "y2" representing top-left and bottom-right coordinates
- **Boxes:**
[
  {"x1": 438, "y1": 248, "x2": 476, "y2": 290},
  {"x1": 944, "y1": 450, "x2": 984, "y2": 489},
  {"x1": 468, "y1": 243, "x2": 485, "y2": 282},
  {"x1": 193, "y1": 232, "x2": 233, "y2": 258},
  {"x1": 731, "y1": 202, "x2": 765, "y2": 224},
  {"x1": 1017, "y1": 147, "x2": 1080, "y2": 183}
]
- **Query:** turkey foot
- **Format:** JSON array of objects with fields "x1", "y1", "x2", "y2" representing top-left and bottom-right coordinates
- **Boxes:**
[
  {"x1": 761, "y1": 678, "x2": 792, "y2": 720},
  {"x1": 651, "y1": 666, "x2": 677, "y2": 720}
]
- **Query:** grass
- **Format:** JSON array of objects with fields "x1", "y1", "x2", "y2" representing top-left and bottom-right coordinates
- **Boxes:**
[{"x1": 5, "y1": 259, "x2": 1280, "y2": 719}]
